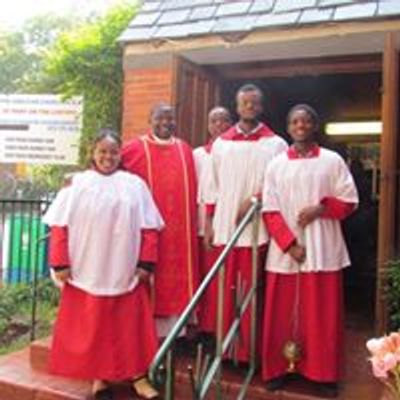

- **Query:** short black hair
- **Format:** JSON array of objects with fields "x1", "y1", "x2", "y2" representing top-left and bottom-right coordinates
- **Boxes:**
[
  {"x1": 208, "y1": 106, "x2": 232, "y2": 122},
  {"x1": 150, "y1": 102, "x2": 173, "y2": 118},
  {"x1": 287, "y1": 104, "x2": 319, "y2": 127},
  {"x1": 93, "y1": 128, "x2": 121, "y2": 147},
  {"x1": 236, "y1": 83, "x2": 263, "y2": 100}
]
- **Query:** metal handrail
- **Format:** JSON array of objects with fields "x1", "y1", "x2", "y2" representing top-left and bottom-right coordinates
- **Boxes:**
[
  {"x1": 148, "y1": 197, "x2": 261, "y2": 399},
  {"x1": 31, "y1": 233, "x2": 50, "y2": 341}
]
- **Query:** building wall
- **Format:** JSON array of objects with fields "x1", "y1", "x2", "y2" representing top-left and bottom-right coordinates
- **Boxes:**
[{"x1": 121, "y1": 66, "x2": 173, "y2": 143}]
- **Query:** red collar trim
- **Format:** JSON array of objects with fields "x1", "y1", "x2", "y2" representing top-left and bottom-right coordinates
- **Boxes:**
[
  {"x1": 220, "y1": 123, "x2": 275, "y2": 141},
  {"x1": 204, "y1": 136, "x2": 219, "y2": 153},
  {"x1": 204, "y1": 142, "x2": 213, "y2": 153},
  {"x1": 287, "y1": 144, "x2": 320, "y2": 159}
]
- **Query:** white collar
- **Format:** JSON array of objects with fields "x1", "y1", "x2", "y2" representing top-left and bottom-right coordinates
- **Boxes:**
[{"x1": 151, "y1": 134, "x2": 175, "y2": 145}]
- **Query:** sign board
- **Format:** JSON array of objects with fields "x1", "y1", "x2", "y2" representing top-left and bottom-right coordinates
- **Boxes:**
[{"x1": 0, "y1": 94, "x2": 83, "y2": 165}]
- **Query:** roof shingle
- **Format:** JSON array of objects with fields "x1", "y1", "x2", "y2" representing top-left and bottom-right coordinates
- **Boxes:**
[{"x1": 120, "y1": 0, "x2": 400, "y2": 43}]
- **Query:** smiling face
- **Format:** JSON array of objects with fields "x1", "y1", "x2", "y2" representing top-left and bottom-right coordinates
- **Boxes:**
[
  {"x1": 208, "y1": 108, "x2": 231, "y2": 139},
  {"x1": 287, "y1": 108, "x2": 317, "y2": 144},
  {"x1": 92, "y1": 136, "x2": 121, "y2": 175},
  {"x1": 151, "y1": 106, "x2": 176, "y2": 139},
  {"x1": 236, "y1": 89, "x2": 263, "y2": 123}
]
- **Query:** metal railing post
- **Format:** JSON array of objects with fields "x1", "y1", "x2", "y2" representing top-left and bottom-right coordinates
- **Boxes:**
[
  {"x1": 148, "y1": 199, "x2": 262, "y2": 400},
  {"x1": 237, "y1": 200, "x2": 260, "y2": 400},
  {"x1": 215, "y1": 260, "x2": 225, "y2": 400}
]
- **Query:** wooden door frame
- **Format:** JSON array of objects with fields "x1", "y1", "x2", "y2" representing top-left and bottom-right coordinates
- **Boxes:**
[
  {"x1": 208, "y1": 54, "x2": 382, "y2": 80},
  {"x1": 182, "y1": 50, "x2": 399, "y2": 331},
  {"x1": 376, "y1": 32, "x2": 399, "y2": 333},
  {"x1": 171, "y1": 55, "x2": 221, "y2": 146}
]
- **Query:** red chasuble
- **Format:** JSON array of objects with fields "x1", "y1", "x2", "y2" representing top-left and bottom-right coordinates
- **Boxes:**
[{"x1": 122, "y1": 134, "x2": 199, "y2": 317}]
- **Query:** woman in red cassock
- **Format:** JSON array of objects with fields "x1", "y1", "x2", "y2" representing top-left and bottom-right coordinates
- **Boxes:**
[
  {"x1": 261, "y1": 105, "x2": 358, "y2": 398},
  {"x1": 43, "y1": 130, "x2": 164, "y2": 400}
]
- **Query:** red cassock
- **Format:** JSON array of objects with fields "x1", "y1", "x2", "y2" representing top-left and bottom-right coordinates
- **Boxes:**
[
  {"x1": 48, "y1": 227, "x2": 159, "y2": 381},
  {"x1": 262, "y1": 198, "x2": 355, "y2": 383},
  {"x1": 197, "y1": 240, "x2": 220, "y2": 333},
  {"x1": 121, "y1": 134, "x2": 199, "y2": 317},
  {"x1": 193, "y1": 143, "x2": 220, "y2": 334}
]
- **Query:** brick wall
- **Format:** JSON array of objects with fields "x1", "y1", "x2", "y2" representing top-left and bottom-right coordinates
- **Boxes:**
[{"x1": 121, "y1": 66, "x2": 173, "y2": 143}]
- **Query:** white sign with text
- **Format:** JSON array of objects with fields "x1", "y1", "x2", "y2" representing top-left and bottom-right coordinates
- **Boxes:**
[{"x1": 0, "y1": 94, "x2": 82, "y2": 165}]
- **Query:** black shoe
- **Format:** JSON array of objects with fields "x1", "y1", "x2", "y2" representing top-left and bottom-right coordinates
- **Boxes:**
[
  {"x1": 315, "y1": 382, "x2": 339, "y2": 398},
  {"x1": 93, "y1": 387, "x2": 113, "y2": 400},
  {"x1": 198, "y1": 332, "x2": 216, "y2": 354},
  {"x1": 266, "y1": 375, "x2": 288, "y2": 391}
]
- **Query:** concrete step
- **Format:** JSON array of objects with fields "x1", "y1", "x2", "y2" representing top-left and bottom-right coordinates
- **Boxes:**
[
  {"x1": 30, "y1": 337, "x2": 51, "y2": 373},
  {"x1": 0, "y1": 324, "x2": 386, "y2": 400},
  {"x1": 0, "y1": 349, "x2": 89, "y2": 400},
  {"x1": 27, "y1": 336, "x2": 385, "y2": 400}
]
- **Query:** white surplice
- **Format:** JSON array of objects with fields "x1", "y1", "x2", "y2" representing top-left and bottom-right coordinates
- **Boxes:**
[
  {"x1": 193, "y1": 145, "x2": 210, "y2": 237},
  {"x1": 43, "y1": 170, "x2": 164, "y2": 296},
  {"x1": 203, "y1": 124, "x2": 288, "y2": 247},
  {"x1": 263, "y1": 148, "x2": 359, "y2": 273}
]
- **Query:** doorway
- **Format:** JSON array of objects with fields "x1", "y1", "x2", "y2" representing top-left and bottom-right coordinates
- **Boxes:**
[
  {"x1": 218, "y1": 72, "x2": 381, "y2": 326},
  {"x1": 173, "y1": 54, "x2": 389, "y2": 328}
]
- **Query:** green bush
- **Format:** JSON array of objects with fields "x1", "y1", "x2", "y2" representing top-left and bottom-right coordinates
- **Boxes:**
[
  {"x1": 385, "y1": 259, "x2": 400, "y2": 330},
  {"x1": 0, "y1": 279, "x2": 59, "y2": 354}
]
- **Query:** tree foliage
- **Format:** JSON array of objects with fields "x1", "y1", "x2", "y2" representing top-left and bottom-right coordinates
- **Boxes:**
[
  {"x1": 0, "y1": 2, "x2": 137, "y2": 191},
  {"x1": 0, "y1": 30, "x2": 32, "y2": 93},
  {"x1": 39, "y1": 2, "x2": 137, "y2": 162},
  {"x1": 0, "y1": 14, "x2": 77, "y2": 94}
]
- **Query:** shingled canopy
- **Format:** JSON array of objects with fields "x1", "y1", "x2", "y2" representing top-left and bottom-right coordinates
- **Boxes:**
[{"x1": 120, "y1": 0, "x2": 400, "y2": 43}]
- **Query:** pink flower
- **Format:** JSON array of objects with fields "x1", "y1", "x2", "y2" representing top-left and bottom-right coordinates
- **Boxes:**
[
  {"x1": 367, "y1": 338, "x2": 386, "y2": 357},
  {"x1": 371, "y1": 356, "x2": 389, "y2": 378},
  {"x1": 371, "y1": 353, "x2": 397, "y2": 378},
  {"x1": 367, "y1": 333, "x2": 400, "y2": 398}
]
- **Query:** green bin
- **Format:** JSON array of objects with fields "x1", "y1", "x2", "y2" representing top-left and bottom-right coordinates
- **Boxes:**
[{"x1": 2, "y1": 214, "x2": 48, "y2": 283}]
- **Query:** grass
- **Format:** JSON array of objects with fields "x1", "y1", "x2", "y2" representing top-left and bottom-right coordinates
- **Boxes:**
[{"x1": 0, "y1": 279, "x2": 59, "y2": 355}]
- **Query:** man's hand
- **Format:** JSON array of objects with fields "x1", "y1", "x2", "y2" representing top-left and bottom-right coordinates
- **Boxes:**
[
  {"x1": 54, "y1": 268, "x2": 71, "y2": 283},
  {"x1": 136, "y1": 268, "x2": 152, "y2": 284},
  {"x1": 236, "y1": 197, "x2": 253, "y2": 225},
  {"x1": 203, "y1": 216, "x2": 214, "y2": 251},
  {"x1": 297, "y1": 205, "x2": 324, "y2": 229},
  {"x1": 288, "y1": 243, "x2": 306, "y2": 264}
]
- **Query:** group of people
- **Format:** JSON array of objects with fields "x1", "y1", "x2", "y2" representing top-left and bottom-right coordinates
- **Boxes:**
[{"x1": 43, "y1": 83, "x2": 358, "y2": 400}]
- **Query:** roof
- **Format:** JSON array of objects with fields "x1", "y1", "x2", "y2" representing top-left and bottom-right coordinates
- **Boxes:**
[{"x1": 120, "y1": 0, "x2": 400, "y2": 43}]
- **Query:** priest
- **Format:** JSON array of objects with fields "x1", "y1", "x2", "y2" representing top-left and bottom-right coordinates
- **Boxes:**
[{"x1": 121, "y1": 104, "x2": 199, "y2": 337}]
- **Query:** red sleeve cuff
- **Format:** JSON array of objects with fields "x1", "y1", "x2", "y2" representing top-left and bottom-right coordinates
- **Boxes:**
[
  {"x1": 253, "y1": 192, "x2": 262, "y2": 201},
  {"x1": 49, "y1": 226, "x2": 70, "y2": 267},
  {"x1": 139, "y1": 229, "x2": 159, "y2": 263},
  {"x1": 205, "y1": 204, "x2": 216, "y2": 217},
  {"x1": 320, "y1": 197, "x2": 356, "y2": 220},
  {"x1": 263, "y1": 211, "x2": 296, "y2": 252}
]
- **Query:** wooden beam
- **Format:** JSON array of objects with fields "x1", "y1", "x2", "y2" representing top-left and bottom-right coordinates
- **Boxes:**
[
  {"x1": 208, "y1": 54, "x2": 382, "y2": 80},
  {"x1": 376, "y1": 32, "x2": 399, "y2": 333}
]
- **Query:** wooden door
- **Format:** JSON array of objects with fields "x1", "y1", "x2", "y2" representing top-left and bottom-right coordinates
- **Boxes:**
[{"x1": 172, "y1": 55, "x2": 221, "y2": 147}]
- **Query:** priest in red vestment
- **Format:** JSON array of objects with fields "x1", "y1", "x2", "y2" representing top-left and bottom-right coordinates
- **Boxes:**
[{"x1": 121, "y1": 104, "x2": 199, "y2": 337}]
